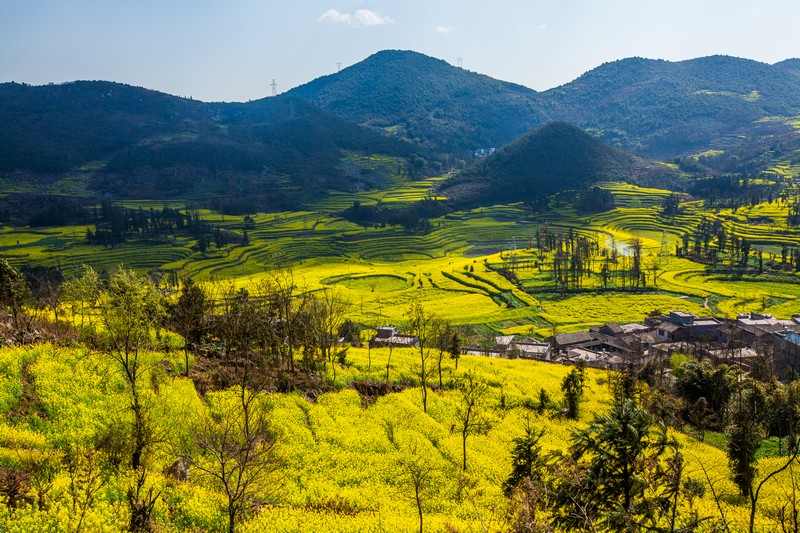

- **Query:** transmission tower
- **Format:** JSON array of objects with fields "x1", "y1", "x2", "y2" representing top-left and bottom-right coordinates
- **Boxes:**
[
  {"x1": 456, "y1": 57, "x2": 463, "y2": 68},
  {"x1": 336, "y1": 62, "x2": 342, "y2": 73},
  {"x1": 270, "y1": 79, "x2": 277, "y2": 96}
]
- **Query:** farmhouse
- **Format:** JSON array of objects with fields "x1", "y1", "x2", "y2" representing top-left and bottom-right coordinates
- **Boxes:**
[{"x1": 369, "y1": 326, "x2": 419, "y2": 348}]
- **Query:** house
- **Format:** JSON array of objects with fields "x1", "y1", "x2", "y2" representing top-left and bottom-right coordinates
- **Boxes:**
[
  {"x1": 512, "y1": 338, "x2": 551, "y2": 360},
  {"x1": 656, "y1": 311, "x2": 723, "y2": 342},
  {"x1": 369, "y1": 326, "x2": 420, "y2": 348},
  {"x1": 551, "y1": 331, "x2": 595, "y2": 352}
]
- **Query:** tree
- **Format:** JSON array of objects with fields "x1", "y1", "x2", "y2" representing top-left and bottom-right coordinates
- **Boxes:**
[
  {"x1": 727, "y1": 381, "x2": 766, "y2": 499},
  {"x1": 561, "y1": 368, "x2": 583, "y2": 419},
  {"x1": 407, "y1": 302, "x2": 435, "y2": 413},
  {"x1": 397, "y1": 440, "x2": 436, "y2": 533},
  {"x1": 99, "y1": 268, "x2": 164, "y2": 471},
  {"x1": 551, "y1": 400, "x2": 673, "y2": 531},
  {"x1": 449, "y1": 330, "x2": 462, "y2": 370},
  {"x1": 454, "y1": 370, "x2": 492, "y2": 471},
  {"x1": 188, "y1": 391, "x2": 279, "y2": 533},
  {"x1": 0, "y1": 259, "x2": 28, "y2": 328},
  {"x1": 167, "y1": 277, "x2": 211, "y2": 377},
  {"x1": 311, "y1": 288, "x2": 350, "y2": 382},
  {"x1": 63, "y1": 264, "x2": 101, "y2": 333},
  {"x1": 504, "y1": 420, "x2": 546, "y2": 496}
]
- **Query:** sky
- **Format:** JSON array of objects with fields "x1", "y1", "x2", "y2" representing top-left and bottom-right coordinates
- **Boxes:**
[{"x1": 2, "y1": 0, "x2": 799, "y2": 102}]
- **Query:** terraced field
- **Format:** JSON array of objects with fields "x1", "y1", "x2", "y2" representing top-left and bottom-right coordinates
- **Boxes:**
[{"x1": 3, "y1": 180, "x2": 799, "y2": 334}]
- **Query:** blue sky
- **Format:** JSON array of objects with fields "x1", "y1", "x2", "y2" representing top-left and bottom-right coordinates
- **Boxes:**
[{"x1": 2, "y1": 0, "x2": 798, "y2": 102}]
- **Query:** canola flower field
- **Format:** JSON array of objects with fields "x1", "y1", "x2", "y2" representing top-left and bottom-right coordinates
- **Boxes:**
[
  {"x1": 0, "y1": 342, "x2": 797, "y2": 531},
  {"x1": 3, "y1": 179, "x2": 798, "y2": 335}
]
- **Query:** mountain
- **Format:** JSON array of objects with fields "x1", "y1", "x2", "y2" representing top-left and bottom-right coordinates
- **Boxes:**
[
  {"x1": 286, "y1": 50, "x2": 547, "y2": 153},
  {"x1": 0, "y1": 81, "x2": 420, "y2": 212},
  {"x1": 438, "y1": 122, "x2": 639, "y2": 207},
  {"x1": 542, "y1": 55, "x2": 800, "y2": 156},
  {"x1": 289, "y1": 51, "x2": 800, "y2": 158}
]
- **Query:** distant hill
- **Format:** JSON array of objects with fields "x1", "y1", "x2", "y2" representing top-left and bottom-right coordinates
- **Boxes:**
[
  {"x1": 542, "y1": 55, "x2": 800, "y2": 156},
  {"x1": 0, "y1": 81, "x2": 420, "y2": 212},
  {"x1": 289, "y1": 51, "x2": 800, "y2": 158},
  {"x1": 286, "y1": 50, "x2": 547, "y2": 153},
  {"x1": 439, "y1": 122, "x2": 639, "y2": 207},
  {"x1": 3, "y1": 50, "x2": 800, "y2": 216}
]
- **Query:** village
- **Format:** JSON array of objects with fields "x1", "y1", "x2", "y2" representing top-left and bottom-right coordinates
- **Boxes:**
[{"x1": 371, "y1": 310, "x2": 800, "y2": 379}]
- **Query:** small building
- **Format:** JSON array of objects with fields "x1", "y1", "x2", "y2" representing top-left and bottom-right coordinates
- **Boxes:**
[{"x1": 369, "y1": 326, "x2": 419, "y2": 348}]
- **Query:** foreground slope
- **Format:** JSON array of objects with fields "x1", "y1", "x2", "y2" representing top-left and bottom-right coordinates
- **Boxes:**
[{"x1": 0, "y1": 342, "x2": 787, "y2": 532}]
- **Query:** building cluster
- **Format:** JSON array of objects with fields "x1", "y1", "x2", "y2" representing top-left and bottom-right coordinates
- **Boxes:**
[
  {"x1": 370, "y1": 310, "x2": 800, "y2": 376},
  {"x1": 545, "y1": 311, "x2": 800, "y2": 374}
]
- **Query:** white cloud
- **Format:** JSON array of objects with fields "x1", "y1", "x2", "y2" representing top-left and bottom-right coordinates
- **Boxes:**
[
  {"x1": 436, "y1": 26, "x2": 455, "y2": 35},
  {"x1": 318, "y1": 8, "x2": 394, "y2": 27},
  {"x1": 319, "y1": 9, "x2": 352, "y2": 24},
  {"x1": 354, "y1": 9, "x2": 394, "y2": 26}
]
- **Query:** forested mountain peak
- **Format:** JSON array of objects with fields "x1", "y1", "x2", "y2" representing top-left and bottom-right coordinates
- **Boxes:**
[{"x1": 439, "y1": 121, "x2": 637, "y2": 206}]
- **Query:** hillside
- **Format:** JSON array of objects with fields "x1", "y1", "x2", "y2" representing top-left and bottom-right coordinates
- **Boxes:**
[
  {"x1": 0, "y1": 81, "x2": 420, "y2": 213},
  {"x1": 542, "y1": 55, "x2": 800, "y2": 156},
  {"x1": 289, "y1": 50, "x2": 800, "y2": 159},
  {"x1": 0, "y1": 339, "x2": 789, "y2": 532},
  {"x1": 439, "y1": 122, "x2": 638, "y2": 206},
  {"x1": 286, "y1": 49, "x2": 547, "y2": 152}
]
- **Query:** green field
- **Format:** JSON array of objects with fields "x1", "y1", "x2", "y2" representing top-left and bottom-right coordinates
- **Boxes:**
[{"x1": 3, "y1": 180, "x2": 800, "y2": 334}]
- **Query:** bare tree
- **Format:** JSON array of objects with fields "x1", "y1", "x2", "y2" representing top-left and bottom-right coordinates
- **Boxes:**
[
  {"x1": 311, "y1": 287, "x2": 350, "y2": 382},
  {"x1": 64, "y1": 445, "x2": 108, "y2": 533},
  {"x1": 188, "y1": 391, "x2": 280, "y2": 533},
  {"x1": 454, "y1": 370, "x2": 492, "y2": 471},
  {"x1": 397, "y1": 441, "x2": 436, "y2": 533},
  {"x1": 407, "y1": 302, "x2": 435, "y2": 413}
]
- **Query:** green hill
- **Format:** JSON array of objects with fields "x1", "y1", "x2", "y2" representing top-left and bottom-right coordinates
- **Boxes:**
[
  {"x1": 0, "y1": 81, "x2": 420, "y2": 211},
  {"x1": 542, "y1": 55, "x2": 800, "y2": 156},
  {"x1": 439, "y1": 122, "x2": 638, "y2": 206},
  {"x1": 286, "y1": 49, "x2": 547, "y2": 152},
  {"x1": 289, "y1": 51, "x2": 800, "y2": 158}
]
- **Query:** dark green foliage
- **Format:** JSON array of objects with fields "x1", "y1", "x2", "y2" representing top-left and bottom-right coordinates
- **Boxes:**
[
  {"x1": 167, "y1": 278, "x2": 211, "y2": 376},
  {"x1": 287, "y1": 50, "x2": 546, "y2": 152},
  {"x1": 561, "y1": 368, "x2": 584, "y2": 420},
  {"x1": 727, "y1": 382, "x2": 766, "y2": 498},
  {"x1": 662, "y1": 193, "x2": 681, "y2": 215},
  {"x1": 503, "y1": 423, "x2": 546, "y2": 497},
  {"x1": 551, "y1": 400, "x2": 672, "y2": 531},
  {"x1": 440, "y1": 122, "x2": 635, "y2": 208},
  {"x1": 337, "y1": 319, "x2": 361, "y2": 346},
  {"x1": 0, "y1": 260, "x2": 28, "y2": 327},
  {"x1": 574, "y1": 186, "x2": 615, "y2": 213},
  {"x1": 0, "y1": 82, "x2": 420, "y2": 205},
  {"x1": 674, "y1": 359, "x2": 737, "y2": 425},
  {"x1": 290, "y1": 50, "x2": 800, "y2": 158}
]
